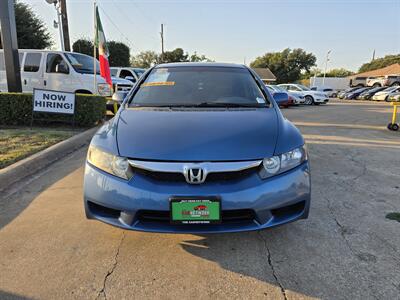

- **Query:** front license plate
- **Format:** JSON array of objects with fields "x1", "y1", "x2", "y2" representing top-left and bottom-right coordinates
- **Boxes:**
[{"x1": 170, "y1": 197, "x2": 221, "y2": 224}]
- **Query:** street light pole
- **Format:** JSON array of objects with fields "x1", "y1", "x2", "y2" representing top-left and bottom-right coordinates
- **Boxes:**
[
  {"x1": 322, "y1": 50, "x2": 331, "y2": 86},
  {"x1": 55, "y1": 2, "x2": 65, "y2": 51}
]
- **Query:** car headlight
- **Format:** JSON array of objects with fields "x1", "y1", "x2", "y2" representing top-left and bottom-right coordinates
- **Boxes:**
[
  {"x1": 87, "y1": 145, "x2": 133, "y2": 180},
  {"x1": 259, "y1": 145, "x2": 307, "y2": 179},
  {"x1": 97, "y1": 83, "x2": 111, "y2": 96}
]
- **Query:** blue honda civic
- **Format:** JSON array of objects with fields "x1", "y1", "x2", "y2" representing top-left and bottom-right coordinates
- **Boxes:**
[{"x1": 84, "y1": 63, "x2": 311, "y2": 233}]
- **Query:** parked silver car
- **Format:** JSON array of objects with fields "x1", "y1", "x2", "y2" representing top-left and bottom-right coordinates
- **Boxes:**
[
  {"x1": 278, "y1": 84, "x2": 329, "y2": 105},
  {"x1": 371, "y1": 86, "x2": 400, "y2": 101},
  {"x1": 267, "y1": 85, "x2": 305, "y2": 104}
]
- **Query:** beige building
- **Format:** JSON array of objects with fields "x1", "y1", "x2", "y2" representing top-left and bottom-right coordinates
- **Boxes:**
[{"x1": 348, "y1": 63, "x2": 400, "y2": 79}]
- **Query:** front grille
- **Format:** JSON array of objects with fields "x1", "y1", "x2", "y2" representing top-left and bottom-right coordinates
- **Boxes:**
[
  {"x1": 133, "y1": 166, "x2": 258, "y2": 183},
  {"x1": 114, "y1": 84, "x2": 132, "y2": 92},
  {"x1": 136, "y1": 209, "x2": 256, "y2": 224}
]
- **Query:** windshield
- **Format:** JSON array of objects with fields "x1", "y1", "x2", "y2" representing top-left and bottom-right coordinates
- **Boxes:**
[
  {"x1": 384, "y1": 87, "x2": 399, "y2": 93},
  {"x1": 133, "y1": 68, "x2": 145, "y2": 78},
  {"x1": 65, "y1": 52, "x2": 100, "y2": 74},
  {"x1": 129, "y1": 66, "x2": 268, "y2": 107},
  {"x1": 297, "y1": 84, "x2": 310, "y2": 91},
  {"x1": 269, "y1": 85, "x2": 284, "y2": 92}
]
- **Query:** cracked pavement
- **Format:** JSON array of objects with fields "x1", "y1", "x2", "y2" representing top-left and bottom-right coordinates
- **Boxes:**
[{"x1": 0, "y1": 100, "x2": 399, "y2": 299}]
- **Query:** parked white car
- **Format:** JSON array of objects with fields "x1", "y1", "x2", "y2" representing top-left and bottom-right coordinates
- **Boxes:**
[
  {"x1": 0, "y1": 49, "x2": 133, "y2": 96},
  {"x1": 266, "y1": 84, "x2": 305, "y2": 104},
  {"x1": 311, "y1": 86, "x2": 338, "y2": 98},
  {"x1": 371, "y1": 86, "x2": 400, "y2": 101},
  {"x1": 110, "y1": 67, "x2": 146, "y2": 84},
  {"x1": 278, "y1": 83, "x2": 329, "y2": 105}
]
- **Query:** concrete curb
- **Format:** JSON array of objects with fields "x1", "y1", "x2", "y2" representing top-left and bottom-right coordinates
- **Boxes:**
[{"x1": 0, "y1": 126, "x2": 99, "y2": 192}]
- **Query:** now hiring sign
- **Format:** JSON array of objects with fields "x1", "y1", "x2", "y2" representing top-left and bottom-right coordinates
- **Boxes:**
[{"x1": 33, "y1": 89, "x2": 75, "y2": 115}]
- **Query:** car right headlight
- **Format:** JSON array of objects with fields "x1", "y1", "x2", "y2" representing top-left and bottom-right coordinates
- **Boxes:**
[
  {"x1": 97, "y1": 83, "x2": 111, "y2": 96},
  {"x1": 87, "y1": 145, "x2": 133, "y2": 180},
  {"x1": 259, "y1": 145, "x2": 307, "y2": 179}
]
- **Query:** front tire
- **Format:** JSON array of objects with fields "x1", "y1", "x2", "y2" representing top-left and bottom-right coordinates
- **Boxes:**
[{"x1": 305, "y1": 95, "x2": 314, "y2": 105}]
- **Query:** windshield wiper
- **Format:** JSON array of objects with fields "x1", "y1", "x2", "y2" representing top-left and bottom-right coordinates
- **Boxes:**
[
  {"x1": 130, "y1": 102, "x2": 266, "y2": 108},
  {"x1": 195, "y1": 102, "x2": 264, "y2": 108}
]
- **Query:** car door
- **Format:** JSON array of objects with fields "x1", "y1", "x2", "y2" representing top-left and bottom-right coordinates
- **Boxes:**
[
  {"x1": 43, "y1": 53, "x2": 73, "y2": 92},
  {"x1": 21, "y1": 52, "x2": 44, "y2": 92}
]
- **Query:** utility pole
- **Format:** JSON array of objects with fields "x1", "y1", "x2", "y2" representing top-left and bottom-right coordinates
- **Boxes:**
[
  {"x1": 59, "y1": 0, "x2": 71, "y2": 51},
  {"x1": 322, "y1": 50, "x2": 331, "y2": 86},
  {"x1": 0, "y1": 0, "x2": 22, "y2": 92},
  {"x1": 160, "y1": 24, "x2": 164, "y2": 62}
]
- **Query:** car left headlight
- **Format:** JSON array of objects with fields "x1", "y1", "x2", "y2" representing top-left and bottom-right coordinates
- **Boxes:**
[
  {"x1": 259, "y1": 145, "x2": 307, "y2": 179},
  {"x1": 87, "y1": 145, "x2": 133, "y2": 180},
  {"x1": 97, "y1": 83, "x2": 112, "y2": 96}
]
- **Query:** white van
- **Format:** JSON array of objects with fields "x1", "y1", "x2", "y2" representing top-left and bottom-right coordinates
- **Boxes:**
[{"x1": 0, "y1": 49, "x2": 132, "y2": 96}]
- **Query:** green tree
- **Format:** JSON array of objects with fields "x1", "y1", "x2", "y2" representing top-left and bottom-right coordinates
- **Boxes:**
[
  {"x1": 73, "y1": 39, "x2": 130, "y2": 67},
  {"x1": 325, "y1": 68, "x2": 354, "y2": 77},
  {"x1": 189, "y1": 52, "x2": 213, "y2": 62},
  {"x1": 358, "y1": 54, "x2": 400, "y2": 73},
  {"x1": 131, "y1": 48, "x2": 212, "y2": 67},
  {"x1": 303, "y1": 67, "x2": 354, "y2": 79},
  {"x1": 0, "y1": 0, "x2": 53, "y2": 49},
  {"x1": 72, "y1": 38, "x2": 94, "y2": 56},
  {"x1": 250, "y1": 48, "x2": 316, "y2": 83},
  {"x1": 131, "y1": 50, "x2": 159, "y2": 68},
  {"x1": 161, "y1": 48, "x2": 188, "y2": 63},
  {"x1": 107, "y1": 41, "x2": 130, "y2": 67}
]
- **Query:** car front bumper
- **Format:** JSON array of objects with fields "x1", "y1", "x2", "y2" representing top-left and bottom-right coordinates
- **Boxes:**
[
  {"x1": 372, "y1": 95, "x2": 386, "y2": 101},
  {"x1": 314, "y1": 95, "x2": 329, "y2": 103},
  {"x1": 83, "y1": 161, "x2": 311, "y2": 233}
]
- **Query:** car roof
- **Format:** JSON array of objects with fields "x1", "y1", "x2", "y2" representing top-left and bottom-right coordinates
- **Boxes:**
[
  {"x1": 110, "y1": 67, "x2": 145, "y2": 70},
  {"x1": 155, "y1": 62, "x2": 246, "y2": 69}
]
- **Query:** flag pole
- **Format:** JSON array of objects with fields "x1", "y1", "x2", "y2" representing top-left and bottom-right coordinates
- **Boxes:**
[{"x1": 93, "y1": 0, "x2": 97, "y2": 95}]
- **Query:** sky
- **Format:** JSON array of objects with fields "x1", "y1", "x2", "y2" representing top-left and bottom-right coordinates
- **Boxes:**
[{"x1": 24, "y1": 0, "x2": 400, "y2": 72}]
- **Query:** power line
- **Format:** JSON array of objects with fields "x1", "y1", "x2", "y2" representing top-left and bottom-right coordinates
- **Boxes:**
[
  {"x1": 109, "y1": 0, "x2": 159, "y2": 43},
  {"x1": 97, "y1": 4, "x2": 138, "y2": 52}
]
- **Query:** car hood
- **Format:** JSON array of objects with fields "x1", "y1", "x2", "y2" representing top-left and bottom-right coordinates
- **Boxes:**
[
  {"x1": 307, "y1": 90, "x2": 326, "y2": 96},
  {"x1": 116, "y1": 108, "x2": 278, "y2": 161},
  {"x1": 111, "y1": 77, "x2": 133, "y2": 85}
]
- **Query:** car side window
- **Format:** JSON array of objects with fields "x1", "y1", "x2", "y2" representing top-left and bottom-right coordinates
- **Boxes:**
[
  {"x1": 110, "y1": 69, "x2": 118, "y2": 76},
  {"x1": 46, "y1": 54, "x2": 69, "y2": 74},
  {"x1": 120, "y1": 69, "x2": 136, "y2": 82},
  {"x1": 288, "y1": 86, "x2": 299, "y2": 91},
  {"x1": 24, "y1": 53, "x2": 42, "y2": 72}
]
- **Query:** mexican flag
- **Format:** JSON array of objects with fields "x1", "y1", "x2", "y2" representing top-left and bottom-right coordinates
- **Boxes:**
[{"x1": 95, "y1": 6, "x2": 112, "y2": 86}]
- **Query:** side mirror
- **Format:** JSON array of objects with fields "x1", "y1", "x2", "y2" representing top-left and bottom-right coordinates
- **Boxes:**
[
  {"x1": 112, "y1": 91, "x2": 128, "y2": 103},
  {"x1": 124, "y1": 76, "x2": 136, "y2": 83},
  {"x1": 273, "y1": 92, "x2": 289, "y2": 105}
]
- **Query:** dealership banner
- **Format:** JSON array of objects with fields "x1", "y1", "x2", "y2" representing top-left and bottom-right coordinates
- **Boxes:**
[{"x1": 33, "y1": 89, "x2": 75, "y2": 115}]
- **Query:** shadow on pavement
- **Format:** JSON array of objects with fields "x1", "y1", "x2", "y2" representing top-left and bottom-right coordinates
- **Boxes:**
[
  {"x1": 0, "y1": 148, "x2": 86, "y2": 230},
  {"x1": 0, "y1": 290, "x2": 33, "y2": 300}
]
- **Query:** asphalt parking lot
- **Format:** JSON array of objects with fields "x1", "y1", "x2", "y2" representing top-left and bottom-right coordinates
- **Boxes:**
[{"x1": 1, "y1": 99, "x2": 399, "y2": 300}]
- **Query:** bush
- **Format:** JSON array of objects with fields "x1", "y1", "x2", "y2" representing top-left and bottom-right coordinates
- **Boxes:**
[{"x1": 0, "y1": 93, "x2": 106, "y2": 127}]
